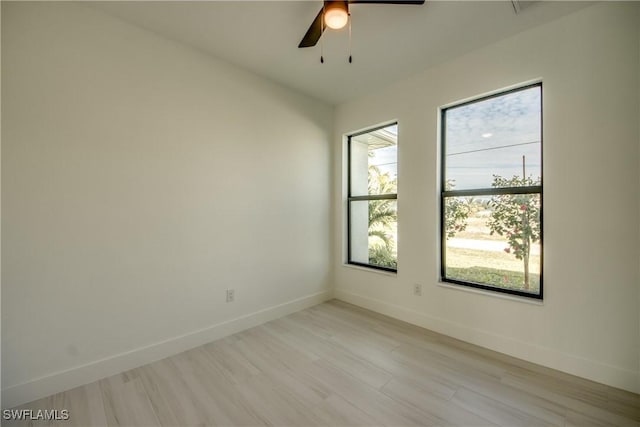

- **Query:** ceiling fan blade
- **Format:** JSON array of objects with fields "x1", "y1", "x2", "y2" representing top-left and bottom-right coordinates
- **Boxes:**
[
  {"x1": 298, "y1": 8, "x2": 325, "y2": 48},
  {"x1": 348, "y1": 0, "x2": 425, "y2": 4}
]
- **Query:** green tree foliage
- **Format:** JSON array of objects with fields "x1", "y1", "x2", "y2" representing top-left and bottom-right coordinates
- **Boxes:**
[
  {"x1": 487, "y1": 175, "x2": 541, "y2": 290},
  {"x1": 444, "y1": 180, "x2": 470, "y2": 238},
  {"x1": 367, "y1": 165, "x2": 397, "y2": 268}
]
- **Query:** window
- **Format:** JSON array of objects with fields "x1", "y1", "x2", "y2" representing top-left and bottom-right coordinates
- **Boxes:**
[
  {"x1": 441, "y1": 83, "x2": 542, "y2": 299},
  {"x1": 348, "y1": 123, "x2": 398, "y2": 272}
]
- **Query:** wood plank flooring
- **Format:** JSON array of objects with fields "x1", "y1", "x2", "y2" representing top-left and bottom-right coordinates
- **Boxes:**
[{"x1": 6, "y1": 300, "x2": 640, "y2": 426}]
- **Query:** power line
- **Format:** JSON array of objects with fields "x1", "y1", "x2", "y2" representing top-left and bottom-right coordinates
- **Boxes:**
[
  {"x1": 447, "y1": 140, "x2": 540, "y2": 157},
  {"x1": 448, "y1": 166, "x2": 540, "y2": 169}
]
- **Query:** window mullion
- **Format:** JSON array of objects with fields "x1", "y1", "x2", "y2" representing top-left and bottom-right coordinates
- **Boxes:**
[
  {"x1": 348, "y1": 193, "x2": 398, "y2": 202},
  {"x1": 444, "y1": 186, "x2": 542, "y2": 198}
]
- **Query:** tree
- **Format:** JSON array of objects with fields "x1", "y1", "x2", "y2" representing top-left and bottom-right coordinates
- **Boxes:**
[
  {"x1": 487, "y1": 175, "x2": 541, "y2": 290},
  {"x1": 444, "y1": 180, "x2": 470, "y2": 238},
  {"x1": 367, "y1": 165, "x2": 397, "y2": 268}
]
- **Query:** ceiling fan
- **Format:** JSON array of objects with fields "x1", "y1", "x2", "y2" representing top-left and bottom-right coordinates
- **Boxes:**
[{"x1": 298, "y1": 0, "x2": 426, "y2": 49}]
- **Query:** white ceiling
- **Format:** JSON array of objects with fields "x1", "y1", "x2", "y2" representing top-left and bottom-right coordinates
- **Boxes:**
[{"x1": 93, "y1": 1, "x2": 591, "y2": 105}]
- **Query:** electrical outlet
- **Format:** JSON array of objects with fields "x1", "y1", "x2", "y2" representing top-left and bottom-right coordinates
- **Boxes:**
[
  {"x1": 413, "y1": 283, "x2": 422, "y2": 296},
  {"x1": 226, "y1": 289, "x2": 235, "y2": 303}
]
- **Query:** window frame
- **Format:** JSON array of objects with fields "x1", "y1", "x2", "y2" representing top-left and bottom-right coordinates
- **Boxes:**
[
  {"x1": 440, "y1": 83, "x2": 543, "y2": 300},
  {"x1": 347, "y1": 123, "x2": 398, "y2": 273}
]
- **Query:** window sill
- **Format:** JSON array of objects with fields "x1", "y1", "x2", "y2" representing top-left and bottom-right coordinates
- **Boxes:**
[
  {"x1": 342, "y1": 263, "x2": 398, "y2": 277},
  {"x1": 437, "y1": 282, "x2": 544, "y2": 305}
]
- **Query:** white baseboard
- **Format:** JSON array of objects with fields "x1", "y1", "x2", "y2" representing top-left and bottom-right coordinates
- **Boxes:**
[
  {"x1": 335, "y1": 289, "x2": 640, "y2": 394},
  {"x1": 2, "y1": 290, "x2": 333, "y2": 409}
]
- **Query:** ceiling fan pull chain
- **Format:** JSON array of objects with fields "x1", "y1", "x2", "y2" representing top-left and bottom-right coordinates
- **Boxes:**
[
  {"x1": 320, "y1": 22, "x2": 324, "y2": 63},
  {"x1": 348, "y1": 13, "x2": 352, "y2": 63},
  {"x1": 320, "y1": 2, "x2": 325, "y2": 63}
]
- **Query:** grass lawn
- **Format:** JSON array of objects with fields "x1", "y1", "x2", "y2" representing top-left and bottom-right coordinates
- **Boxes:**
[
  {"x1": 446, "y1": 266, "x2": 540, "y2": 293},
  {"x1": 445, "y1": 246, "x2": 540, "y2": 293}
]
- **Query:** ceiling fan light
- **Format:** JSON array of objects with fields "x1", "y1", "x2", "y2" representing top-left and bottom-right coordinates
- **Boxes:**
[{"x1": 324, "y1": 8, "x2": 348, "y2": 30}]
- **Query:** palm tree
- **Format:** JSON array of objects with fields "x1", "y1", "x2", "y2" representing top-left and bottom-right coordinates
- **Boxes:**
[{"x1": 367, "y1": 166, "x2": 397, "y2": 268}]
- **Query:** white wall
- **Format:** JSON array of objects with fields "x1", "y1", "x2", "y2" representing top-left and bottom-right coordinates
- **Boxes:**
[
  {"x1": 333, "y1": 2, "x2": 640, "y2": 393},
  {"x1": 1, "y1": 2, "x2": 333, "y2": 407}
]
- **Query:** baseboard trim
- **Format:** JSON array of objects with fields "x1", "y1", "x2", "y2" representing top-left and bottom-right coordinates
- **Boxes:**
[
  {"x1": 2, "y1": 290, "x2": 333, "y2": 409},
  {"x1": 335, "y1": 289, "x2": 640, "y2": 394}
]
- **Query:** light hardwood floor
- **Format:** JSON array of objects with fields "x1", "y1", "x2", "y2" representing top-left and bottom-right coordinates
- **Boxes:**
[{"x1": 6, "y1": 300, "x2": 640, "y2": 426}]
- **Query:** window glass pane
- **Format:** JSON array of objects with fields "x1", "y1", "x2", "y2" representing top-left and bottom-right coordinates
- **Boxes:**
[
  {"x1": 444, "y1": 86, "x2": 541, "y2": 190},
  {"x1": 350, "y1": 124, "x2": 398, "y2": 197},
  {"x1": 350, "y1": 200, "x2": 397, "y2": 270},
  {"x1": 443, "y1": 194, "x2": 541, "y2": 294}
]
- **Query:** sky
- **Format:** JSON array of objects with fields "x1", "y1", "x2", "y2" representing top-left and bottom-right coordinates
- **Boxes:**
[{"x1": 444, "y1": 85, "x2": 542, "y2": 190}]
